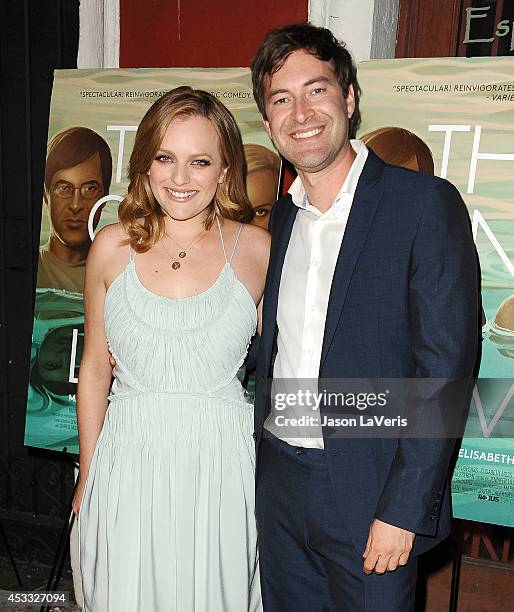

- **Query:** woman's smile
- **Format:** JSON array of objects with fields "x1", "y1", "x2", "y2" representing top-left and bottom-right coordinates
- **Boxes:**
[{"x1": 147, "y1": 114, "x2": 226, "y2": 221}]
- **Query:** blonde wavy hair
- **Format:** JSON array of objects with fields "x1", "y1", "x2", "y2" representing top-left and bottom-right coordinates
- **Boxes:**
[{"x1": 119, "y1": 86, "x2": 253, "y2": 252}]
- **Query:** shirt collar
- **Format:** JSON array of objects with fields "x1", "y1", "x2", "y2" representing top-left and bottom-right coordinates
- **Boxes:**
[{"x1": 288, "y1": 140, "x2": 369, "y2": 215}]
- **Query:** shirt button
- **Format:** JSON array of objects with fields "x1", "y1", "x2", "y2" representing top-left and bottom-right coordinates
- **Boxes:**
[
  {"x1": 312, "y1": 260, "x2": 321, "y2": 268},
  {"x1": 311, "y1": 304, "x2": 316, "y2": 311}
]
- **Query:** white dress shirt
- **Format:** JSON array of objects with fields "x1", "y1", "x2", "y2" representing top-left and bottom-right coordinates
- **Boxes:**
[{"x1": 265, "y1": 140, "x2": 369, "y2": 448}]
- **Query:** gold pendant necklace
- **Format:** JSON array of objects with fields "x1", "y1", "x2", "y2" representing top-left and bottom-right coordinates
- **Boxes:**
[{"x1": 161, "y1": 229, "x2": 207, "y2": 270}]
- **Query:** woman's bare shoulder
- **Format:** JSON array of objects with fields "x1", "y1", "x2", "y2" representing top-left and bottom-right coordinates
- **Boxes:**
[
  {"x1": 219, "y1": 219, "x2": 270, "y2": 268},
  {"x1": 86, "y1": 223, "x2": 131, "y2": 278},
  {"x1": 234, "y1": 224, "x2": 270, "y2": 278},
  {"x1": 85, "y1": 224, "x2": 133, "y2": 289},
  {"x1": 241, "y1": 223, "x2": 271, "y2": 253},
  {"x1": 88, "y1": 223, "x2": 128, "y2": 256}
]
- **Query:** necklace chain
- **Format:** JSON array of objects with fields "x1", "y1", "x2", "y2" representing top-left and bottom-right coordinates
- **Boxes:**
[
  {"x1": 160, "y1": 228, "x2": 207, "y2": 270},
  {"x1": 165, "y1": 230, "x2": 204, "y2": 252}
]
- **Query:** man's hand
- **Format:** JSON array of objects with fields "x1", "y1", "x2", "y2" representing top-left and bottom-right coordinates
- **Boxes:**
[
  {"x1": 362, "y1": 518, "x2": 415, "y2": 574},
  {"x1": 109, "y1": 353, "x2": 116, "y2": 377}
]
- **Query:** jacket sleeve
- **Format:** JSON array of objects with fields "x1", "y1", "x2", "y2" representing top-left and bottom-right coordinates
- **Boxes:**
[{"x1": 374, "y1": 179, "x2": 481, "y2": 535}]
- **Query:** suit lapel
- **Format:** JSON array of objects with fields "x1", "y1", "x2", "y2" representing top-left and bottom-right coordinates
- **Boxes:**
[
  {"x1": 320, "y1": 152, "x2": 385, "y2": 370},
  {"x1": 261, "y1": 198, "x2": 298, "y2": 369}
]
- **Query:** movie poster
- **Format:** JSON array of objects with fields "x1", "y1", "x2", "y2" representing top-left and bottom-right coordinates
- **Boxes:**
[
  {"x1": 25, "y1": 68, "x2": 279, "y2": 454},
  {"x1": 358, "y1": 57, "x2": 514, "y2": 526}
]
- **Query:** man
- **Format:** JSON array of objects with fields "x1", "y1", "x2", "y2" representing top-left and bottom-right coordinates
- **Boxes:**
[
  {"x1": 37, "y1": 127, "x2": 111, "y2": 610},
  {"x1": 251, "y1": 24, "x2": 481, "y2": 611},
  {"x1": 38, "y1": 126, "x2": 112, "y2": 292}
]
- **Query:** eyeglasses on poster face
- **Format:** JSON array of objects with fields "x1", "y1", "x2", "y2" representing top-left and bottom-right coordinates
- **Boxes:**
[{"x1": 51, "y1": 181, "x2": 102, "y2": 200}]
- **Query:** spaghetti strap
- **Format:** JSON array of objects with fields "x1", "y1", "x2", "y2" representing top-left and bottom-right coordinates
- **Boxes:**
[
  {"x1": 216, "y1": 216, "x2": 228, "y2": 263},
  {"x1": 229, "y1": 224, "x2": 244, "y2": 264},
  {"x1": 128, "y1": 244, "x2": 136, "y2": 263}
]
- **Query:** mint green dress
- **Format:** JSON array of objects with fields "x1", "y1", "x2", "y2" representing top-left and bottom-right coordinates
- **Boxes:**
[{"x1": 79, "y1": 223, "x2": 262, "y2": 611}]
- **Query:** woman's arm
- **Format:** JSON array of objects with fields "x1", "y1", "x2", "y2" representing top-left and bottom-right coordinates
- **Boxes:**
[
  {"x1": 72, "y1": 230, "x2": 118, "y2": 514},
  {"x1": 257, "y1": 298, "x2": 263, "y2": 336}
]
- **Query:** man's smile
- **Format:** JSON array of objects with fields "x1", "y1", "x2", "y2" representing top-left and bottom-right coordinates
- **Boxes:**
[{"x1": 290, "y1": 127, "x2": 324, "y2": 140}]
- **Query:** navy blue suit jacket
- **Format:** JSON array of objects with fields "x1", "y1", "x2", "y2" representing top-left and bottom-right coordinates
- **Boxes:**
[{"x1": 254, "y1": 150, "x2": 481, "y2": 556}]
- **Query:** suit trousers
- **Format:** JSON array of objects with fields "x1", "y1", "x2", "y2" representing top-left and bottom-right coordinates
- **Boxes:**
[{"x1": 256, "y1": 433, "x2": 418, "y2": 612}]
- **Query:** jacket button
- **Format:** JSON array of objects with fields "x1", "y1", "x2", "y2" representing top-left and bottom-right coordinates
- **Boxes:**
[{"x1": 252, "y1": 432, "x2": 257, "y2": 441}]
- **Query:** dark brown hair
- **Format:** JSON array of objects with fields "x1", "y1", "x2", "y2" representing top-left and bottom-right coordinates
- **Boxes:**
[
  {"x1": 251, "y1": 23, "x2": 361, "y2": 138},
  {"x1": 44, "y1": 127, "x2": 112, "y2": 198},
  {"x1": 118, "y1": 86, "x2": 253, "y2": 252}
]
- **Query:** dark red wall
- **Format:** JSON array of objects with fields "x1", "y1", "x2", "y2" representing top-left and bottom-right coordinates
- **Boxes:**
[
  {"x1": 120, "y1": 0, "x2": 305, "y2": 190},
  {"x1": 120, "y1": 0, "x2": 308, "y2": 68}
]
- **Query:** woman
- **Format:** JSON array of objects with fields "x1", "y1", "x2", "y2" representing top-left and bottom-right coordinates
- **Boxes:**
[{"x1": 73, "y1": 86, "x2": 269, "y2": 611}]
